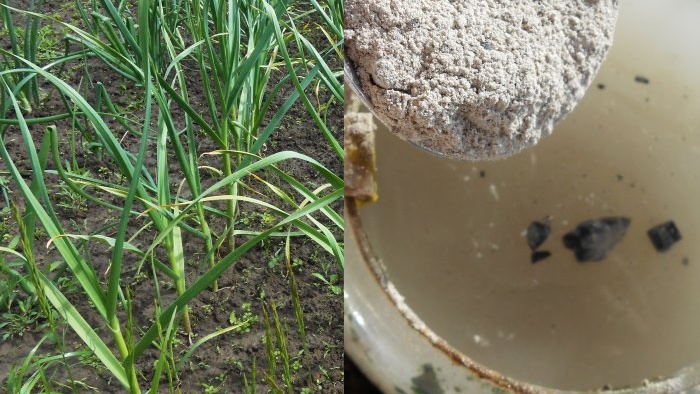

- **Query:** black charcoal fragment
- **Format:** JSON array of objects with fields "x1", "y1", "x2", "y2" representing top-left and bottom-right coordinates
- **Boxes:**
[
  {"x1": 634, "y1": 75, "x2": 650, "y2": 84},
  {"x1": 647, "y1": 221, "x2": 682, "y2": 252},
  {"x1": 531, "y1": 250, "x2": 552, "y2": 264},
  {"x1": 527, "y1": 221, "x2": 551, "y2": 250},
  {"x1": 563, "y1": 217, "x2": 631, "y2": 262}
]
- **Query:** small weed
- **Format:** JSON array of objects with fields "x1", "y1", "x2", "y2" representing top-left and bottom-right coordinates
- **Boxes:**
[
  {"x1": 225, "y1": 356, "x2": 244, "y2": 371},
  {"x1": 201, "y1": 383, "x2": 220, "y2": 394},
  {"x1": 201, "y1": 304, "x2": 213, "y2": 316},
  {"x1": 311, "y1": 264, "x2": 343, "y2": 295},
  {"x1": 35, "y1": 25, "x2": 62, "y2": 64},
  {"x1": 267, "y1": 248, "x2": 284, "y2": 269},
  {"x1": 229, "y1": 302, "x2": 258, "y2": 334},
  {"x1": 0, "y1": 297, "x2": 43, "y2": 340},
  {"x1": 96, "y1": 166, "x2": 111, "y2": 179},
  {"x1": 239, "y1": 211, "x2": 279, "y2": 230},
  {"x1": 311, "y1": 255, "x2": 342, "y2": 295},
  {"x1": 0, "y1": 205, "x2": 13, "y2": 241},
  {"x1": 55, "y1": 164, "x2": 90, "y2": 213},
  {"x1": 201, "y1": 374, "x2": 226, "y2": 394},
  {"x1": 321, "y1": 341, "x2": 338, "y2": 359},
  {"x1": 259, "y1": 212, "x2": 276, "y2": 226},
  {"x1": 311, "y1": 272, "x2": 342, "y2": 296}
]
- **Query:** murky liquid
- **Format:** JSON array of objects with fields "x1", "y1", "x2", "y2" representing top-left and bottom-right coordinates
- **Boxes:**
[{"x1": 358, "y1": 0, "x2": 700, "y2": 390}]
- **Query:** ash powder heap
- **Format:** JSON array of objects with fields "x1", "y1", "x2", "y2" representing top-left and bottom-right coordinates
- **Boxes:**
[{"x1": 345, "y1": 0, "x2": 619, "y2": 160}]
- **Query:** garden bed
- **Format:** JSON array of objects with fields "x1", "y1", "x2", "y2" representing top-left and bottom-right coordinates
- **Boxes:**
[{"x1": 0, "y1": 0, "x2": 343, "y2": 392}]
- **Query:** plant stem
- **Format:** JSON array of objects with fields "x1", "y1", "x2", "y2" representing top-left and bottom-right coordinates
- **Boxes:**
[
  {"x1": 222, "y1": 121, "x2": 237, "y2": 255},
  {"x1": 109, "y1": 315, "x2": 140, "y2": 393}
]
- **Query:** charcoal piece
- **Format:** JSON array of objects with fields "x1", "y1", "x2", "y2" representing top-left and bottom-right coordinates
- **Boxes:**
[
  {"x1": 563, "y1": 217, "x2": 631, "y2": 262},
  {"x1": 527, "y1": 221, "x2": 551, "y2": 250},
  {"x1": 531, "y1": 250, "x2": 552, "y2": 264},
  {"x1": 647, "y1": 221, "x2": 682, "y2": 252}
]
